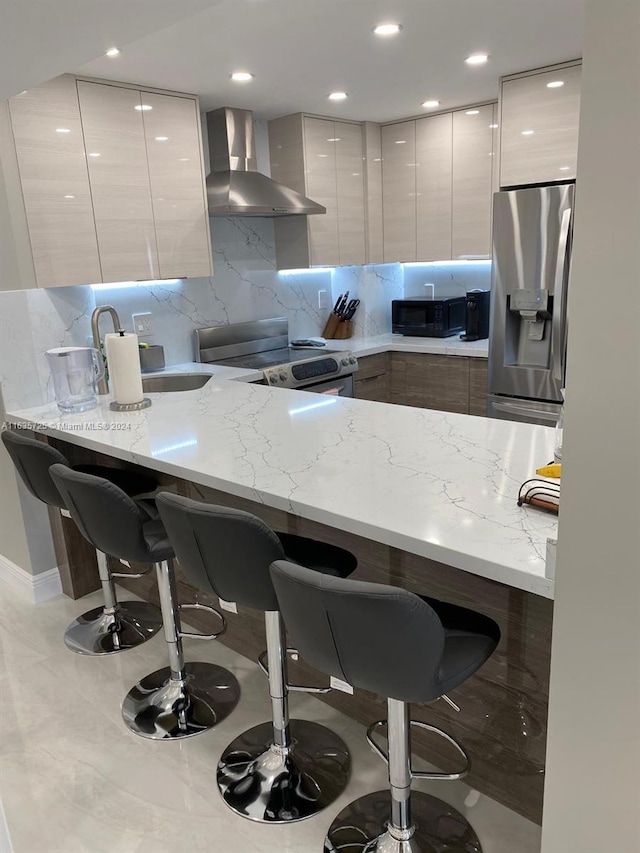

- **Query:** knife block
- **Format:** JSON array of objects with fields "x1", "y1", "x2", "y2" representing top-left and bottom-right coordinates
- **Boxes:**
[{"x1": 322, "y1": 314, "x2": 353, "y2": 339}]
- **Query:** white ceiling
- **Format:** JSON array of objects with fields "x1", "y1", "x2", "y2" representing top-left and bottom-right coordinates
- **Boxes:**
[
  {"x1": 0, "y1": 0, "x2": 223, "y2": 100},
  {"x1": 75, "y1": 0, "x2": 585, "y2": 122}
]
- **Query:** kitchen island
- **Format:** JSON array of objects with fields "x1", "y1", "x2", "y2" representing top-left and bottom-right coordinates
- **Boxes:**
[{"x1": 5, "y1": 378, "x2": 556, "y2": 823}]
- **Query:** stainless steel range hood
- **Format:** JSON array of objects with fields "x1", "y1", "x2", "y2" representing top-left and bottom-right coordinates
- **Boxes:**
[{"x1": 206, "y1": 107, "x2": 326, "y2": 217}]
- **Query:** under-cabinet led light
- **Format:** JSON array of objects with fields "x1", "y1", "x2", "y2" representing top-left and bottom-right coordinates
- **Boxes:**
[{"x1": 90, "y1": 279, "x2": 181, "y2": 291}]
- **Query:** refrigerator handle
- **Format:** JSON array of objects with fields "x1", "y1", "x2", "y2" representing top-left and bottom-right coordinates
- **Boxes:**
[
  {"x1": 552, "y1": 207, "x2": 572, "y2": 384},
  {"x1": 491, "y1": 400, "x2": 560, "y2": 424}
]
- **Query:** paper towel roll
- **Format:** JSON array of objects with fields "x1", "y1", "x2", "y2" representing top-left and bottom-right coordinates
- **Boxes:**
[{"x1": 105, "y1": 332, "x2": 144, "y2": 405}]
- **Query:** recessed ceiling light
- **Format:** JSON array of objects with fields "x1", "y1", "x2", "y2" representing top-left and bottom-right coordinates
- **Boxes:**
[
  {"x1": 105, "y1": 47, "x2": 121, "y2": 57},
  {"x1": 521, "y1": 129, "x2": 535, "y2": 135},
  {"x1": 465, "y1": 53, "x2": 489, "y2": 65},
  {"x1": 155, "y1": 136, "x2": 169, "y2": 142},
  {"x1": 318, "y1": 154, "x2": 329, "y2": 158},
  {"x1": 489, "y1": 123, "x2": 498, "y2": 128},
  {"x1": 559, "y1": 166, "x2": 571, "y2": 171},
  {"x1": 88, "y1": 152, "x2": 101, "y2": 157},
  {"x1": 422, "y1": 100, "x2": 440, "y2": 109},
  {"x1": 64, "y1": 195, "x2": 75, "y2": 199},
  {"x1": 326, "y1": 137, "x2": 341, "y2": 142},
  {"x1": 547, "y1": 80, "x2": 565, "y2": 88},
  {"x1": 465, "y1": 109, "x2": 480, "y2": 115},
  {"x1": 230, "y1": 71, "x2": 254, "y2": 82},
  {"x1": 55, "y1": 128, "x2": 71, "y2": 133},
  {"x1": 135, "y1": 104, "x2": 153, "y2": 111},
  {"x1": 178, "y1": 158, "x2": 190, "y2": 162},
  {"x1": 395, "y1": 140, "x2": 406, "y2": 144},
  {"x1": 373, "y1": 23, "x2": 402, "y2": 36},
  {"x1": 328, "y1": 91, "x2": 348, "y2": 101}
]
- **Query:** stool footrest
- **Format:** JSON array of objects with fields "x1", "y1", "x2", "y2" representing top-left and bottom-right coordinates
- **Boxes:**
[
  {"x1": 112, "y1": 563, "x2": 154, "y2": 580},
  {"x1": 366, "y1": 717, "x2": 471, "y2": 781},
  {"x1": 178, "y1": 602, "x2": 227, "y2": 640},
  {"x1": 257, "y1": 647, "x2": 332, "y2": 694}
]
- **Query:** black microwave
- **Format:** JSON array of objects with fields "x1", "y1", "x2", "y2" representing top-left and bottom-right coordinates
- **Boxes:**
[{"x1": 392, "y1": 297, "x2": 466, "y2": 337}]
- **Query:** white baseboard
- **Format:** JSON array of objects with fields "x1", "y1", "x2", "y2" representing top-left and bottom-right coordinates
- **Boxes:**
[{"x1": 0, "y1": 554, "x2": 62, "y2": 604}]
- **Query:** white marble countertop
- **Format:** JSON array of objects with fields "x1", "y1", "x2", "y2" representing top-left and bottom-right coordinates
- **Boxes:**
[
  {"x1": 142, "y1": 361, "x2": 264, "y2": 383},
  {"x1": 6, "y1": 377, "x2": 556, "y2": 599},
  {"x1": 325, "y1": 333, "x2": 489, "y2": 359}
]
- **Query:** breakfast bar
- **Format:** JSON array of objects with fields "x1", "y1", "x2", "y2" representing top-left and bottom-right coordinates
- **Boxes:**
[{"x1": 5, "y1": 376, "x2": 557, "y2": 824}]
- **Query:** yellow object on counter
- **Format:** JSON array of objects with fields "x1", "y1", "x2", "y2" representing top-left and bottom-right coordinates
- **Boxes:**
[{"x1": 536, "y1": 463, "x2": 562, "y2": 479}]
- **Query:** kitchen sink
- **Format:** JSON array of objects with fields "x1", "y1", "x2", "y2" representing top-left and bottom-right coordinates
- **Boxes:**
[{"x1": 141, "y1": 373, "x2": 213, "y2": 393}]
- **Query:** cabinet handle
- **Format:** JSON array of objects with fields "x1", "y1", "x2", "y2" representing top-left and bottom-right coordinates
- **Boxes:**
[{"x1": 357, "y1": 374, "x2": 385, "y2": 382}]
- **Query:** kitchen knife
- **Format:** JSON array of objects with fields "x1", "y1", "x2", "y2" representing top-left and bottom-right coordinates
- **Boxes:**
[
  {"x1": 332, "y1": 293, "x2": 343, "y2": 314},
  {"x1": 336, "y1": 291, "x2": 349, "y2": 316}
]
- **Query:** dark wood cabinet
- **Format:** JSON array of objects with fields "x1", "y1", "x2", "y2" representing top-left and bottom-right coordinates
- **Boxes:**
[
  {"x1": 469, "y1": 358, "x2": 489, "y2": 417},
  {"x1": 390, "y1": 352, "x2": 488, "y2": 415},
  {"x1": 354, "y1": 353, "x2": 390, "y2": 402},
  {"x1": 355, "y1": 351, "x2": 488, "y2": 414},
  {"x1": 391, "y1": 352, "x2": 469, "y2": 414}
]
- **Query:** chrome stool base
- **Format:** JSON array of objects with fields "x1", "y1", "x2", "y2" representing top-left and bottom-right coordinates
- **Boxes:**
[
  {"x1": 217, "y1": 719, "x2": 351, "y2": 823},
  {"x1": 324, "y1": 790, "x2": 482, "y2": 853},
  {"x1": 63, "y1": 601, "x2": 163, "y2": 655},
  {"x1": 122, "y1": 661, "x2": 240, "y2": 740}
]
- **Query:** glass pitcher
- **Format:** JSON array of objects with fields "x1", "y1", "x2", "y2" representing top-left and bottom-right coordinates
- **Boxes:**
[{"x1": 45, "y1": 347, "x2": 105, "y2": 414}]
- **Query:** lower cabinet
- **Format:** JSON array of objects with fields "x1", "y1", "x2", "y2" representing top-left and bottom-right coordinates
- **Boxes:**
[
  {"x1": 354, "y1": 352, "x2": 488, "y2": 414},
  {"x1": 391, "y1": 353, "x2": 469, "y2": 414},
  {"x1": 353, "y1": 353, "x2": 390, "y2": 402},
  {"x1": 469, "y1": 359, "x2": 489, "y2": 417}
]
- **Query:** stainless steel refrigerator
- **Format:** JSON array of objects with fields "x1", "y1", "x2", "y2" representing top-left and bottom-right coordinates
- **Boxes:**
[{"x1": 487, "y1": 183, "x2": 574, "y2": 425}]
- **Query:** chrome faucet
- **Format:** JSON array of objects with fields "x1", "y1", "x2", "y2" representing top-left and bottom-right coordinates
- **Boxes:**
[{"x1": 91, "y1": 305, "x2": 122, "y2": 395}]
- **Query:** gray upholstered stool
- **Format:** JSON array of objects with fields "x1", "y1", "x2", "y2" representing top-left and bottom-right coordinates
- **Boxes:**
[
  {"x1": 270, "y1": 561, "x2": 501, "y2": 853},
  {"x1": 156, "y1": 492, "x2": 358, "y2": 824},
  {"x1": 1, "y1": 429, "x2": 162, "y2": 655},
  {"x1": 49, "y1": 464, "x2": 240, "y2": 740}
]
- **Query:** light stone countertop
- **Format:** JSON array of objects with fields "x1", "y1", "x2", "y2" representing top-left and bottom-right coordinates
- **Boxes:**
[
  {"x1": 142, "y1": 361, "x2": 264, "y2": 383},
  {"x1": 324, "y1": 333, "x2": 489, "y2": 359},
  {"x1": 6, "y1": 375, "x2": 556, "y2": 600}
]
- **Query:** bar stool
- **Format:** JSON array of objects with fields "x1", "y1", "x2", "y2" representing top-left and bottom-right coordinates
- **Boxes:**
[
  {"x1": 270, "y1": 560, "x2": 501, "y2": 853},
  {"x1": 1, "y1": 429, "x2": 162, "y2": 655},
  {"x1": 156, "y1": 492, "x2": 358, "y2": 824},
  {"x1": 49, "y1": 464, "x2": 240, "y2": 740}
]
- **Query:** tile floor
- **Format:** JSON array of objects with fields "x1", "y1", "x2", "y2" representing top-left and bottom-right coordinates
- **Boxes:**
[{"x1": 0, "y1": 582, "x2": 542, "y2": 853}]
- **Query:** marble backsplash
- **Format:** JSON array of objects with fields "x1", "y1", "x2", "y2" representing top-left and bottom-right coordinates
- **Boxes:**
[{"x1": 0, "y1": 217, "x2": 490, "y2": 410}]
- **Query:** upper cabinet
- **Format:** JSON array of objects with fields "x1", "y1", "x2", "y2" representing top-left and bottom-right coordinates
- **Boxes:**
[
  {"x1": 416, "y1": 112, "x2": 452, "y2": 262},
  {"x1": 8, "y1": 75, "x2": 102, "y2": 288},
  {"x1": 77, "y1": 81, "x2": 159, "y2": 282},
  {"x1": 451, "y1": 104, "x2": 495, "y2": 258},
  {"x1": 382, "y1": 104, "x2": 496, "y2": 263},
  {"x1": 138, "y1": 92, "x2": 212, "y2": 279},
  {"x1": 7, "y1": 74, "x2": 211, "y2": 288},
  {"x1": 381, "y1": 121, "x2": 417, "y2": 263},
  {"x1": 499, "y1": 63, "x2": 582, "y2": 188},
  {"x1": 269, "y1": 113, "x2": 367, "y2": 269}
]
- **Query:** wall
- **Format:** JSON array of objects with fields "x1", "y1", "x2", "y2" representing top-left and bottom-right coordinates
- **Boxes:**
[
  {"x1": 540, "y1": 0, "x2": 640, "y2": 849},
  {"x1": 0, "y1": 219, "x2": 438, "y2": 409}
]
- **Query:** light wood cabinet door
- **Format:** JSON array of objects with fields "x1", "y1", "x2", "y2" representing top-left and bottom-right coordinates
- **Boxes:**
[
  {"x1": 303, "y1": 117, "x2": 339, "y2": 266},
  {"x1": 77, "y1": 81, "x2": 159, "y2": 282},
  {"x1": 500, "y1": 64, "x2": 581, "y2": 187},
  {"x1": 452, "y1": 104, "x2": 494, "y2": 258},
  {"x1": 416, "y1": 113, "x2": 452, "y2": 261},
  {"x1": 8, "y1": 75, "x2": 101, "y2": 287},
  {"x1": 335, "y1": 121, "x2": 366, "y2": 266},
  {"x1": 382, "y1": 121, "x2": 416, "y2": 262},
  {"x1": 140, "y1": 92, "x2": 211, "y2": 279}
]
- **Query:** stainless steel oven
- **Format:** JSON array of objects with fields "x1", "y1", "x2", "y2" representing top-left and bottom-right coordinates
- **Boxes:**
[{"x1": 195, "y1": 318, "x2": 358, "y2": 395}]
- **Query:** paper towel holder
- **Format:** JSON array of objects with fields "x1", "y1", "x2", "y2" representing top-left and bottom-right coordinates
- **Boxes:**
[{"x1": 109, "y1": 398, "x2": 152, "y2": 412}]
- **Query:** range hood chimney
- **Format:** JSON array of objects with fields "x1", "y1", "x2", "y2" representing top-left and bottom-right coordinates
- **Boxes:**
[{"x1": 206, "y1": 107, "x2": 326, "y2": 217}]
